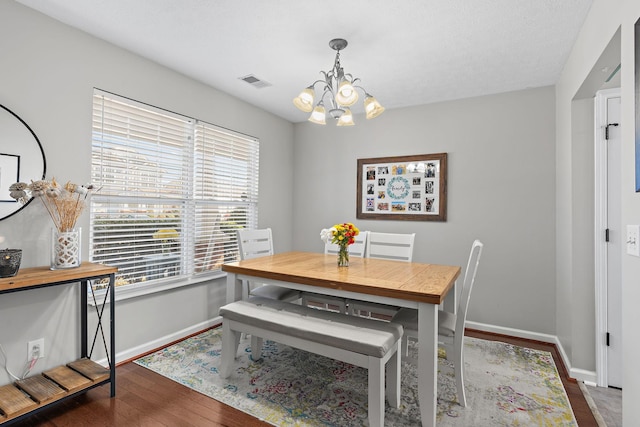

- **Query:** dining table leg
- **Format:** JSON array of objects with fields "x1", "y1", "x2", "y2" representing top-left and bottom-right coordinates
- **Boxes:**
[
  {"x1": 418, "y1": 302, "x2": 438, "y2": 427},
  {"x1": 442, "y1": 278, "x2": 458, "y2": 315},
  {"x1": 226, "y1": 272, "x2": 242, "y2": 303}
]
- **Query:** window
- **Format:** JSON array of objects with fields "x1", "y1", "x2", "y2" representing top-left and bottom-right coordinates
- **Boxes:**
[{"x1": 90, "y1": 90, "x2": 259, "y2": 294}]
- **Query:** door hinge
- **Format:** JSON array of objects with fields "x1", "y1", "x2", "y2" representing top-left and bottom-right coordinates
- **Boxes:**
[
  {"x1": 606, "y1": 228, "x2": 610, "y2": 242},
  {"x1": 605, "y1": 123, "x2": 619, "y2": 140},
  {"x1": 606, "y1": 332, "x2": 610, "y2": 347}
]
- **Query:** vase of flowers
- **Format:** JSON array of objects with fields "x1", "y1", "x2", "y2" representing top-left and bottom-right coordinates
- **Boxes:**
[
  {"x1": 9, "y1": 178, "x2": 97, "y2": 270},
  {"x1": 320, "y1": 223, "x2": 360, "y2": 267}
]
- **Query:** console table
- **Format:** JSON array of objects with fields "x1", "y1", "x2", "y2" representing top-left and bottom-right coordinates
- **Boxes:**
[{"x1": 0, "y1": 262, "x2": 116, "y2": 425}]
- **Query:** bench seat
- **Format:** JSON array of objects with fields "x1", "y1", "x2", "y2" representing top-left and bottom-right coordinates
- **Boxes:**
[{"x1": 219, "y1": 297, "x2": 403, "y2": 427}]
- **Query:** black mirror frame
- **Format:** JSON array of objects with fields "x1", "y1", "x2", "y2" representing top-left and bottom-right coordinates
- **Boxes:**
[{"x1": 0, "y1": 104, "x2": 47, "y2": 221}]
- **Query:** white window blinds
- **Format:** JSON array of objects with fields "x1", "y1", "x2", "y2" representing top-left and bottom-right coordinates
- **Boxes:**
[{"x1": 91, "y1": 90, "x2": 259, "y2": 291}]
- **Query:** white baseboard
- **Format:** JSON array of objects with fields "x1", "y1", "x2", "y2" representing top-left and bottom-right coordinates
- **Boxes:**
[
  {"x1": 95, "y1": 316, "x2": 222, "y2": 367},
  {"x1": 570, "y1": 368, "x2": 597, "y2": 384},
  {"x1": 466, "y1": 321, "x2": 597, "y2": 384}
]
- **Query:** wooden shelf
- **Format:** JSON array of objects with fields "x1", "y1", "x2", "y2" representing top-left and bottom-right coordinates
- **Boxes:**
[{"x1": 0, "y1": 359, "x2": 109, "y2": 424}]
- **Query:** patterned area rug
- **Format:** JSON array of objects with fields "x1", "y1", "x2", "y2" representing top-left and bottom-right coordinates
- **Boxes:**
[{"x1": 135, "y1": 327, "x2": 577, "y2": 426}]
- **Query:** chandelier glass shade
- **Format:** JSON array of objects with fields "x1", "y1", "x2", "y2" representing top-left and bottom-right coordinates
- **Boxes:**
[{"x1": 293, "y1": 38, "x2": 384, "y2": 126}]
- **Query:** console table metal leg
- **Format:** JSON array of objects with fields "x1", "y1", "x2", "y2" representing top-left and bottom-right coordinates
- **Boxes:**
[
  {"x1": 81, "y1": 280, "x2": 88, "y2": 358},
  {"x1": 109, "y1": 273, "x2": 116, "y2": 397}
]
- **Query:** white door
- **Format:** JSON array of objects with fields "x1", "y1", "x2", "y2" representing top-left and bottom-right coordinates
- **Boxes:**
[{"x1": 605, "y1": 93, "x2": 622, "y2": 388}]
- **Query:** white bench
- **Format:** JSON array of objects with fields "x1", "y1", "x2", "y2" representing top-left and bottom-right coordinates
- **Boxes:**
[{"x1": 219, "y1": 297, "x2": 403, "y2": 427}]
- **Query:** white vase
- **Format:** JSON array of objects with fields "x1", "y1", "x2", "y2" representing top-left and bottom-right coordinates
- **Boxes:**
[{"x1": 51, "y1": 227, "x2": 81, "y2": 269}]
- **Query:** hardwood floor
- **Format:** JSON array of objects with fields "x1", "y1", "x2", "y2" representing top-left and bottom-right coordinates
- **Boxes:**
[{"x1": 10, "y1": 329, "x2": 598, "y2": 426}]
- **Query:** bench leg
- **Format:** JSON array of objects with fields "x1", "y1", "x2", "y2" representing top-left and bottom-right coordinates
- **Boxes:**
[
  {"x1": 250, "y1": 335, "x2": 264, "y2": 361},
  {"x1": 220, "y1": 321, "x2": 240, "y2": 378},
  {"x1": 368, "y1": 357, "x2": 385, "y2": 427},
  {"x1": 386, "y1": 342, "x2": 401, "y2": 408}
]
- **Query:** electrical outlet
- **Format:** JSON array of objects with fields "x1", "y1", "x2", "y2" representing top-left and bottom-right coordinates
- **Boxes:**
[{"x1": 28, "y1": 338, "x2": 45, "y2": 359}]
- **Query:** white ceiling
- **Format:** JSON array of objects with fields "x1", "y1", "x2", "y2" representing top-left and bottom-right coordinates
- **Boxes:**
[{"x1": 17, "y1": 0, "x2": 596, "y2": 123}]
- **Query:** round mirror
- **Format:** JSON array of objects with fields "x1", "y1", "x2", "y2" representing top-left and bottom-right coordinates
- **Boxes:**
[{"x1": 0, "y1": 104, "x2": 46, "y2": 221}]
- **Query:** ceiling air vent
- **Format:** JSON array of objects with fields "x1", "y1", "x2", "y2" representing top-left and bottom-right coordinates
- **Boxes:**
[{"x1": 239, "y1": 74, "x2": 272, "y2": 89}]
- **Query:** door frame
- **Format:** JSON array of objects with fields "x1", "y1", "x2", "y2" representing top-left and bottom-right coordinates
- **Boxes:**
[{"x1": 594, "y1": 87, "x2": 620, "y2": 387}]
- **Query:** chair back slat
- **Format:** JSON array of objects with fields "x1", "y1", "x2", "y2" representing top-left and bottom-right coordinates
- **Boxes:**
[
  {"x1": 324, "y1": 231, "x2": 369, "y2": 258},
  {"x1": 366, "y1": 232, "x2": 416, "y2": 262}
]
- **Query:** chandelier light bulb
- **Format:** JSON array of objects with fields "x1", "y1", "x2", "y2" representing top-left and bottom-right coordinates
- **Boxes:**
[
  {"x1": 337, "y1": 108, "x2": 355, "y2": 126},
  {"x1": 335, "y1": 81, "x2": 358, "y2": 106},
  {"x1": 308, "y1": 103, "x2": 327, "y2": 125},
  {"x1": 364, "y1": 95, "x2": 385, "y2": 120},
  {"x1": 293, "y1": 87, "x2": 315, "y2": 112}
]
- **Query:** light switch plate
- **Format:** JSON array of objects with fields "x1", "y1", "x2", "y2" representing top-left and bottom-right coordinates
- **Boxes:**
[{"x1": 627, "y1": 225, "x2": 640, "y2": 256}]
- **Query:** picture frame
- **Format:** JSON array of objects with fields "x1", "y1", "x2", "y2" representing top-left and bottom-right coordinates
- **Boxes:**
[
  {"x1": 0, "y1": 153, "x2": 20, "y2": 203},
  {"x1": 356, "y1": 153, "x2": 447, "y2": 221}
]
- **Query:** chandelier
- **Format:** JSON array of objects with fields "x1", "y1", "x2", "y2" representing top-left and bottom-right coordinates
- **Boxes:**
[{"x1": 292, "y1": 38, "x2": 385, "y2": 126}]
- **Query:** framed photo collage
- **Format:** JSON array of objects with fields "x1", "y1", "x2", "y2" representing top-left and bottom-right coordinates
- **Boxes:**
[{"x1": 356, "y1": 153, "x2": 447, "y2": 221}]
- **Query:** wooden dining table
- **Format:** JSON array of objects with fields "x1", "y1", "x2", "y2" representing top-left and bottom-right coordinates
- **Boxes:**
[{"x1": 222, "y1": 251, "x2": 461, "y2": 426}]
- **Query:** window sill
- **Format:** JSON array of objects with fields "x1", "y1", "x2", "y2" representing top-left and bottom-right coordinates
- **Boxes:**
[{"x1": 88, "y1": 271, "x2": 227, "y2": 306}]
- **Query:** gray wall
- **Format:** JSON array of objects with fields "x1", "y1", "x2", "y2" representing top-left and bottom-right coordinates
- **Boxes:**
[
  {"x1": 292, "y1": 87, "x2": 557, "y2": 336},
  {"x1": 0, "y1": 1, "x2": 293, "y2": 380}
]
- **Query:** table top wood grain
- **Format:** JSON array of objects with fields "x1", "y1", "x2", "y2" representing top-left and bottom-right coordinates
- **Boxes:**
[{"x1": 222, "y1": 251, "x2": 460, "y2": 305}]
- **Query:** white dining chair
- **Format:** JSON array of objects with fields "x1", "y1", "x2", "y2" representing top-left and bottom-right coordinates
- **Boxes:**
[
  {"x1": 391, "y1": 239, "x2": 483, "y2": 407},
  {"x1": 301, "y1": 231, "x2": 369, "y2": 314},
  {"x1": 236, "y1": 228, "x2": 301, "y2": 302},
  {"x1": 346, "y1": 231, "x2": 415, "y2": 319}
]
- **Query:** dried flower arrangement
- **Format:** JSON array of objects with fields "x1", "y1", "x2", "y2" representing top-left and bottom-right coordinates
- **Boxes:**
[{"x1": 9, "y1": 178, "x2": 97, "y2": 232}]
